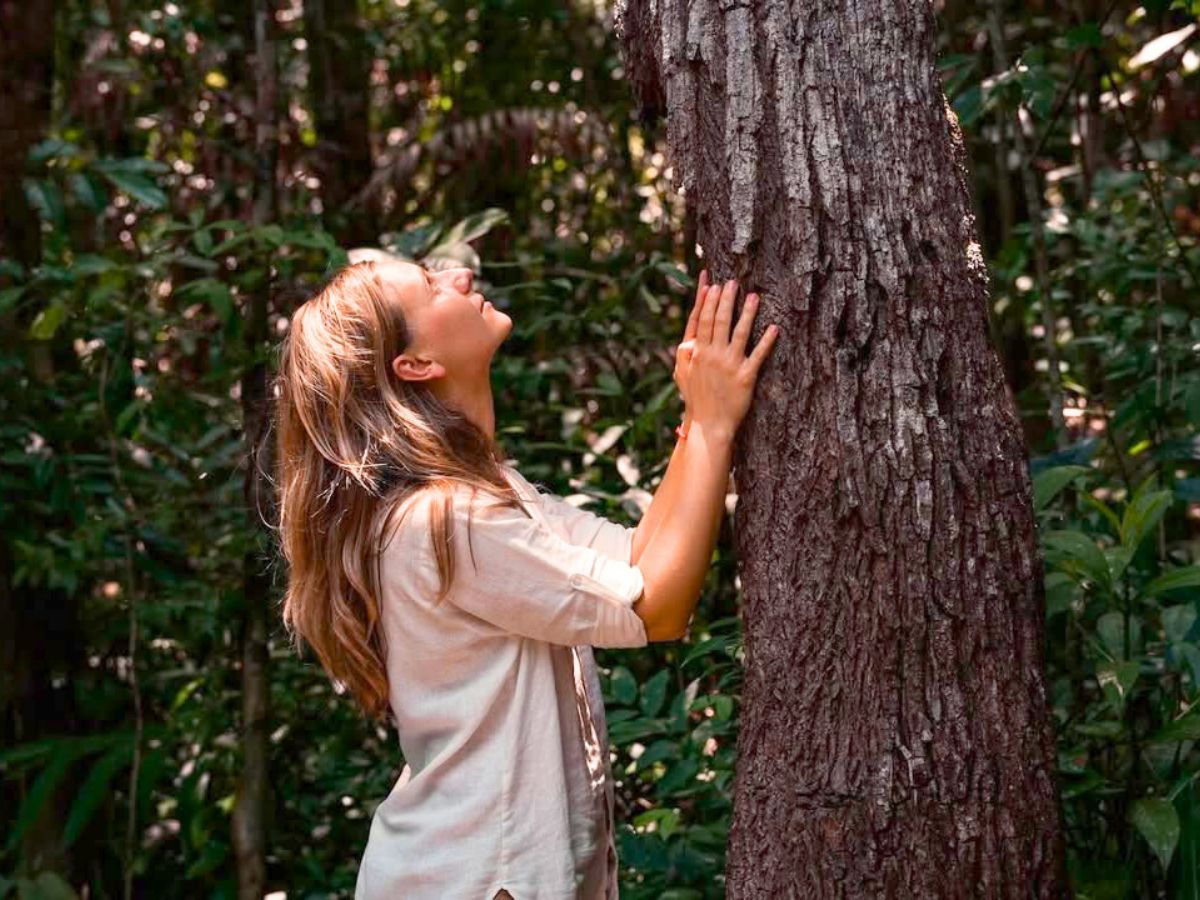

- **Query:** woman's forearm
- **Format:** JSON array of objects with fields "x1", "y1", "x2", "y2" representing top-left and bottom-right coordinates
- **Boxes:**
[
  {"x1": 630, "y1": 412, "x2": 694, "y2": 566},
  {"x1": 632, "y1": 420, "x2": 733, "y2": 640}
]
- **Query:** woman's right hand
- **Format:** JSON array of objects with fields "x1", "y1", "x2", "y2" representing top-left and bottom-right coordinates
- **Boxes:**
[{"x1": 684, "y1": 278, "x2": 779, "y2": 441}]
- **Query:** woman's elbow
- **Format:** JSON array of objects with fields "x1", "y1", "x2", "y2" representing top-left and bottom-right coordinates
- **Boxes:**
[
  {"x1": 645, "y1": 620, "x2": 689, "y2": 642},
  {"x1": 634, "y1": 570, "x2": 698, "y2": 641},
  {"x1": 636, "y1": 602, "x2": 691, "y2": 642}
]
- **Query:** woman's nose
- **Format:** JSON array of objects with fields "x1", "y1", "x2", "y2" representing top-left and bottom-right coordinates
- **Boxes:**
[{"x1": 452, "y1": 268, "x2": 474, "y2": 294}]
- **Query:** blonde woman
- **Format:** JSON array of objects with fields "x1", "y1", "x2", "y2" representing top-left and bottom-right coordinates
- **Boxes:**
[{"x1": 275, "y1": 259, "x2": 779, "y2": 899}]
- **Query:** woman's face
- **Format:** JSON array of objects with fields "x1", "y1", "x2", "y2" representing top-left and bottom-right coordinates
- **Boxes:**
[{"x1": 384, "y1": 260, "x2": 512, "y2": 384}]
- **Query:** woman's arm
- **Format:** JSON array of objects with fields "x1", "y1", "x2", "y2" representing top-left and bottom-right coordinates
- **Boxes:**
[
  {"x1": 629, "y1": 412, "x2": 707, "y2": 566},
  {"x1": 631, "y1": 278, "x2": 778, "y2": 641},
  {"x1": 630, "y1": 272, "x2": 712, "y2": 566}
]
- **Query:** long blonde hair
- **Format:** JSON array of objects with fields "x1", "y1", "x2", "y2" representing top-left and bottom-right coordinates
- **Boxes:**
[{"x1": 275, "y1": 260, "x2": 520, "y2": 721}]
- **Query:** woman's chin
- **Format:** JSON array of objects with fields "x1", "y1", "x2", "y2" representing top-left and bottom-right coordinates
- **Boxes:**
[{"x1": 491, "y1": 308, "x2": 513, "y2": 335}]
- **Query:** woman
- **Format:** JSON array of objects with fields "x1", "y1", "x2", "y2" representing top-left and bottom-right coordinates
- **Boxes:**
[{"x1": 275, "y1": 258, "x2": 778, "y2": 899}]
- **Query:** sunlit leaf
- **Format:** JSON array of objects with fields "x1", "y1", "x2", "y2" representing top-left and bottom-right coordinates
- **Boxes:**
[{"x1": 1131, "y1": 797, "x2": 1180, "y2": 870}]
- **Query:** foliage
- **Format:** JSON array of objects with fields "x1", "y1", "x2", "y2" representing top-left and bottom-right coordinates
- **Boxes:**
[{"x1": 0, "y1": 0, "x2": 1198, "y2": 897}]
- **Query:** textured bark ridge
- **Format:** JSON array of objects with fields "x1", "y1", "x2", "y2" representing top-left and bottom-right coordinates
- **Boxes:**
[{"x1": 619, "y1": 2, "x2": 1067, "y2": 896}]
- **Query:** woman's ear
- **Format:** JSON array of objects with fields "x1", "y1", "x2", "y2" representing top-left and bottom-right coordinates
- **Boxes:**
[{"x1": 392, "y1": 353, "x2": 446, "y2": 383}]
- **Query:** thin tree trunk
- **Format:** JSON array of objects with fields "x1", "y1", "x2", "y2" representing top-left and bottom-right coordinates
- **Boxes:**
[
  {"x1": 231, "y1": 1, "x2": 277, "y2": 897},
  {"x1": 0, "y1": 0, "x2": 80, "y2": 880},
  {"x1": 986, "y1": 2, "x2": 1068, "y2": 449},
  {"x1": 303, "y1": 0, "x2": 373, "y2": 243},
  {"x1": 0, "y1": 0, "x2": 53, "y2": 268},
  {"x1": 620, "y1": 1, "x2": 1066, "y2": 895}
]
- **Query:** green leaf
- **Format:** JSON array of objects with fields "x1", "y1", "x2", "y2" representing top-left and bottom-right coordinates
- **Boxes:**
[
  {"x1": 97, "y1": 169, "x2": 167, "y2": 209},
  {"x1": 1066, "y1": 22, "x2": 1104, "y2": 49},
  {"x1": 438, "y1": 208, "x2": 509, "y2": 247},
  {"x1": 24, "y1": 179, "x2": 65, "y2": 229},
  {"x1": 1097, "y1": 611, "x2": 1141, "y2": 660},
  {"x1": 634, "y1": 739, "x2": 678, "y2": 771},
  {"x1": 14, "y1": 872, "x2": 78, "y2": 900},
  {"x1": 1152, "y1": 712, "x2": 1200, "y2": 743},
  {"x1": 28, "y1": 138, "x2": 81, "y2": 163},
  {"x1": 1096, "y1": 659, "x2": 1138, "y2": 702},
  {"x1": 633, "y1": 807, "x2": 680, "y2": 838},
  {"x1": 0, "y1": 286, "x2": 26, "y2": 314},
  {"x1": 173, "y1": 278, "x2": 234, "y2": 324},
  {"x1": 1079, "y1": 492, "x2": 1123, "y2": 537},
  {"x1": 1176, "y1": 783, "x2": 1200, "y2": 900},
  {"x1": 1164, "y1": 605, "x2": 1198, "y2": 643},
  {"x1": 1033, "y1": 465, "x2": 1092, "y2": 511},
  {"x1": 609, "y1": 666, "x2": 637, "y2": 706},
  {"x1": 71, "y1": 254, "x2": 117, "y2": 277},
  {"x1": 63, "y1": 742, "x2": 131, "y2": 846},
  {"x1": 255, "y1": 224, "x2": 285, "y2": 248},
  {"x1": 94, "y1": 157, "x2": 169, "y2": 175},
  {"x1": 953, "y1": 84, "x2": 984, "y2": 127},
  {"x1": 1043, "y1": 530, "x2": 1111, "y2": 590},
  {"x1": 1131, "y1": 797, "x2": 1180, "y2": 871},
  {"x1": 1045, "y1": 572, "x2": 1077, "y2": 618},
  {"x1": 68, "y1": 172, "x2": 107, "y2": 212},
  {"x1": 192, "y1": 228, "x2": 214, "y2": 257},
  {"x1": 28, "y1": 304, "x2": 66, "y2": 340},
  {"x1": 6, "y1": 748, "x2": 74, "y2": 852},
  {"x1": 640, "y1": 670, "x2": 670, "y2": 718},
  {"x1": 1144, "y1": 565, "x2": 1200, "y2": 600},
  {"x1": 1121, "y1": 488, "x2": 1173, "y2": 552}
]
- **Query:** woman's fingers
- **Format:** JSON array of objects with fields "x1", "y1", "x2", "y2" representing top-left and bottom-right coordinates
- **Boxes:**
[
  {"x1": 713, "y1": 279, "x2": 738, "y2": 345},
  {"x1": 696, "y1": 283, "x2": 720, "y2": 345},
  {"x1": 744, "y1": 323, "x2": 780, "y2": 373},
  {"x1": 684, "y1": 270, "x2": 708, "y2": 342},
  {"x1": 730, "y1": 293, "x2": 758, "y2": 355}
]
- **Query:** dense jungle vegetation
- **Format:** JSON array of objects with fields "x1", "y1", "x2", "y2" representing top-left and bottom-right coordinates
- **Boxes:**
[{"x1": 2, "y1": 0, "x2": 1200, "y2": 897}]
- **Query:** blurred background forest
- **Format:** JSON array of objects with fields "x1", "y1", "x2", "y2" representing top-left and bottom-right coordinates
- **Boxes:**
[{"x1": 1, "y1": 0, "x2": 1199, "y2": 897}]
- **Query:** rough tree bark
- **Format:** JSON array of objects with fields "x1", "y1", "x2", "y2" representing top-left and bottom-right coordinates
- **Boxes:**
[
  {"x1": 619, "y1": 2, "x2": 1066, "y2": 896},
  {"x1": 230, "y1": 1, "x2": 277, "y2": 897}
]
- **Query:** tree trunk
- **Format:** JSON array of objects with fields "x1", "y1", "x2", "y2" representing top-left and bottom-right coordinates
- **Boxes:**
[
  {"x1": 0, "y1": 0, "x2": 54, "y2": 267},
  {"x1": 303, "y1": 0, "x2": 373, "y2": 243},
  {"x1": 619, "y1": 2, "x2": 1066, "y2": 896},
  {"x1": 0, "y1": 0, "x2": 82, "y2": 880},
  {"x1": 231, "y1": 1, "x2": 277, "y2": 897}
]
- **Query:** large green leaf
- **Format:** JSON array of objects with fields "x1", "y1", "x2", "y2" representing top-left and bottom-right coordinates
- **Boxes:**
[
  {"x1": 437, "y1": 208, "x2": 509, "y2": 247},
  {"x1": 1144, "y1": 565, "x2": 1200, "y2": 600},
  {"x1": 1152, "y1": 712, "x2": 1200, "y2": 743},
  {"x1": 1033, "y1": 465, "x2": 1092, "y2": 511},
  {"x1": 609, "y1": 665, "x2": 637, "y2": 706},
  {"x1": 14, "y1": 872, "x2": 78, "y2": 900},
  {"x1": 27, "y1": 303, "x2": 66, "y2": 341},
  {"x1": 5, "y1": 748, "x2": 74, "y2": 852},
  {"x1": 63, "y1": 742, "x2": 132, "y2": 846},
  {"x1": 1164, "y1": 605, "x2": 1198, "y2": 643},
  {"x1": 96, "y1": 168, "x2": 167, "y2": 210},
  {"x1": 1131, "y1": 796, "x2": 1180, "y2": 871},
  {"x1": 1121, "y1": 488, "x2": 1173, "y2": 552},
  {"x1": 640, "y1": 670, "x2": 670, "y2": 718},
  {"x1": 1043, "y1": 530, "x2": 1112, "y2": 590}
]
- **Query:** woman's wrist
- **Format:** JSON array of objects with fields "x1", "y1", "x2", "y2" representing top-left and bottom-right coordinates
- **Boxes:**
[{"x1": 686, "y1": 417, "x2": 736, "y2": 448}]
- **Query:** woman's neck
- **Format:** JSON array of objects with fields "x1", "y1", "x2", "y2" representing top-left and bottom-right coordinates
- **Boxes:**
[{"x1": 434, "y1": 375, "x2": 496, "y2": 440}]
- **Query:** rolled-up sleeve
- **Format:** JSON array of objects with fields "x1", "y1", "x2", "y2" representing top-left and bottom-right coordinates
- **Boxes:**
[
  {"x1": 445, "y1": 495, "x2": 647, "y2": 649},
  {"x1": 534, "y1": 491, "x2": 636, "y2": 564}
]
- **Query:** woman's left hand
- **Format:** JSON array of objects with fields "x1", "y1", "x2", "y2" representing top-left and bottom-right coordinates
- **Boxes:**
[{"x1": 673, "y1": 269, "x2": 708, "y2": 411}]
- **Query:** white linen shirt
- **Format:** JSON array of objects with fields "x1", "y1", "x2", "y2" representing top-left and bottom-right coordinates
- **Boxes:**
[{"x1": 354, "y1": 463, "x2": 648, "y2": 900}]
